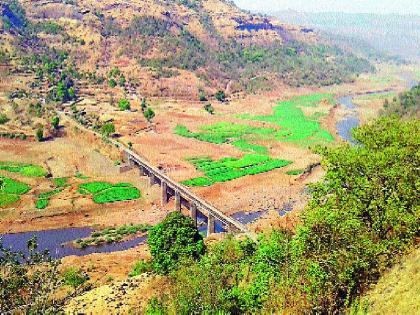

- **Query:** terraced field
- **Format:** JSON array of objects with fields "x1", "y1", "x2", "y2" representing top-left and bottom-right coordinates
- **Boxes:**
[
  {"x1": 0, "y1": 176, "x2": 31, "y2": 207},
  {"x1": 78, "y1": 182, "x2": 141, "y2": 204},
  {"x1": 182, "y1": 154, "x2": 292, "y2": 187}
]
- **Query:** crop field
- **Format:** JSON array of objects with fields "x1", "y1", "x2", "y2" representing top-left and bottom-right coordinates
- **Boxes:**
[
  {"x1": 239, "y1": 93, "x2": 335, "y2": 146},
  {"x1": 78, "y1": 182, "x2": 141, "y2": 204},
  {"x1": 174, "y1": 122, "x2": 275, "y2": 154},
  {"x1": 0, "y1": 176, "x2": 31, "y2": 207},
  {"x1": 0, "y1": 161, "x2": 48, "y2": 177},
  {"x1": 175, "y1": 94, "x2": 335, "y2": 151},
  {"x1": 182, "y1": 154, "x2": 292, "y2": 187},
  {"x1": 35, "y1": 188, "x2": 64, "y2": 209}
]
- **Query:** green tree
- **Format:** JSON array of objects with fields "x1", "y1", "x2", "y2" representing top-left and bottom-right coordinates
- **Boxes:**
[
  {"x1": 35, "y1": 127, "x2": 44, "y2": 142},
  {"x1": 215, "y1": 90, "x2": 226, "y2": 102},
  {"x1": 101, "y1": 123, "x2": 115, "y2": 137},
  {"x1": 147, "y1": 211, "x2": 205, "y2": 274},
  {"x1": 108, "y1": 78, "x2": 117, "y2": 88},
  {"x1": 144, "y1": 108, "x2": 155, "y2": 122},
  {"x1": 51, "y1": 116, "x2": 60, "y2": 130},
  {"x1": 118, "y1": 98, "x2": 131, "y2": 111}
]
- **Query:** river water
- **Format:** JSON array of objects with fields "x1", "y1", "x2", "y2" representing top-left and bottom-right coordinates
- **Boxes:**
[{"x1": 0, "y1": 228, "x2": 147, "y2": 259}]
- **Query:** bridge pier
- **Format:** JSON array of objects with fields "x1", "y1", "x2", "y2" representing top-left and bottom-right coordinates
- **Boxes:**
[
  {"x1": 174, "y1": 190, "x2": 181, "y2": 211},
  {"x1": 149, "y1": 173, "x2": 157, "y2": 186},
  {"x1": 207, "y1": 214, "x2": 215, "y2": 237},
  {"x1": 190, "y1": 202, "x2": 198, "y2": 227},
  {"x1": 161, "y1": 181, "x2": 169, "y2": 206},
  {"x1": 139, "y1": 166, "x2": 145, "y2": 176}
]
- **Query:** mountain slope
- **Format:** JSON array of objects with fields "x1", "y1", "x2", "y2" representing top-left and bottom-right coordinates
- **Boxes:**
[
  {"x1": 274, "y1": 10, "x2": 420, "y2": 62},
  {"x1": 1, "y1": 0, "x2": 373, "y2": 98}
]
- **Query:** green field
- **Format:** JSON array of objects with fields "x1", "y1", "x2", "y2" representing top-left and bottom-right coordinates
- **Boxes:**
[
  {"x1": 0, "y1": 176, "x2": 31, "y2": 207},
  {"x1": 182, "y1": 154, "x2": 292, "y2": 187},
  {"x1": 286, "y1": 169, "x2": 304, "y2": 176},
  {"x1": 175, "y1": 94, "x2": 335, "y2": 151},
  {"x1": 239, "y1": 93, "x2": 335, "y2": 146},
  {"x1": 78, "y1": 182, "x2": 141, "y2": 204},
  {"x1": 174, "y1": 122, "x2": 274, "y2": 154},
  {"x1": 0, "y1": 161, "x2": 48, "y2": 177},
  {"x1": 35, "y1": 188, "x2": 64, "y2": 209}
]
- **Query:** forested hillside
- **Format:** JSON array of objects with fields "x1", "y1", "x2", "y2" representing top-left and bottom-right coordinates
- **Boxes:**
[{"x1": 0, "y1": 0, "x2": 373, "y2": 98}]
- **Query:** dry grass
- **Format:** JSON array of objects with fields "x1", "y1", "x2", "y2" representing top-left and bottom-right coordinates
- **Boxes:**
[{"x1": 355, "y1": 247, "x2": 420, "y2": 315}]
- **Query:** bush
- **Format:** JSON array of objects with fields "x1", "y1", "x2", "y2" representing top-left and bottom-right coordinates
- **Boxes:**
[
  {"x1": 35, "y1": 127, "x2": 44, "y2": 142},
  {"x1": 203, "y1": 103, "x2": 214, "y2": 115},
  {"x1": 0, "y1": 237, "x2": 62, "y2": 313},
  {"x1": 62, "y1": 267, "x2": 89, "y2": 288},
  {"x1": 51, "y1": 116, "x2": 60, "y2": 130},
  {"x1": 118, "y1": 98, "x2": 131, "y2": 111},
  {"x1": 144, "y1": 108, "x2": 155, "y2": 122},
  {"x1": 108, "y1": 78, "x2": 117, "y2": 88},
  {"x1": 148, "y1": 211, "x2": 205, "y2": 274},
  {"x1": 101, "y1": 123, "x2": 115, "y2": 137},
  {"x1": 215, "y1": 90, "x2": 226, "y2": 102},
  {"x1": 0, "y1": 114, "x2": 9, "y2": 124},
  {"x1": 128, "y1": 260, "x2": 153, "y2": 277}
]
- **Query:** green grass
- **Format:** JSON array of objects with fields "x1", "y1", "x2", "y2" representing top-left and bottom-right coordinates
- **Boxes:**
[
  {"x1": 182, "y1": 154, "x2": 292, "y2": 187},
  {"x1": 74, "y1": 172, "x2": 89, "y2": 179},
  {"x1": 174, "y1": 122, "x2": 276, "y2": 154},
  {"x1": 286, "y1": 169, "x2": 304, "y2": 176},
  {"x1": 35, "y1": 188, "x2": 64, "y2": 209},
  {"x1": 74, "y1": 223, "x2": 152, "y2": 248},
  {"x1": 0, "y1": 193, "x2": 20, "y2": 207},
  {"x1": 53, "y1": 177, "x2": 69, "y2": 188},
  {"x1": 93, "y1": 186, "x2": 141, "y2": 204},
  {"x1": 0, "y1": 161, "x2": 48, "y2": 177},
  {"x1": 354, "y1": 92, "x2": 396, "y2": 101},
  {"x1": 175, "y1": 93, "x2": 335, "y2": 150},
  {"x1": 0, "y1": 176, "x2": 31, "y2": 207},
  {"x1": 78, "y1": 182, "x2": 141, "y2": 204},
  {"x1": 238, "y1": 93, "x2": 335, "y2": 146}
]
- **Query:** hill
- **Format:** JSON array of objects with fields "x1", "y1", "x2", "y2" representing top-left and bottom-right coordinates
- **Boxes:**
[
  {"x1": 1, "y1": 0, "x2": 373, "y2": 98},
  {"x1": 273, "y1": 11, "x2": 420, "y2": 62}
]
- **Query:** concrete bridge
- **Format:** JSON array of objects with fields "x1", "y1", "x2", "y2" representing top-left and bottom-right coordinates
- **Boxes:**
[{"x1": 121, "y1": 149, "x2": 255, "y2": 240}]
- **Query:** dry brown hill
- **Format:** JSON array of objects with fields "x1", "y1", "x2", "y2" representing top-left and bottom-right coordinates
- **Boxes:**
[{"x1": 1, "y1": 0, "x2": 372, "y2": 99}]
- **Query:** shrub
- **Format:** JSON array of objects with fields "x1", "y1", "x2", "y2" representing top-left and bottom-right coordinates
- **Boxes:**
[
  {"x1": 0, "y1": 114, "x2": 9, "y2": 124},
  {"x1": 198, "y1": 89, "x2": 207, "y2": 102},
  {"x1": 144, "y1": 108, "x2": 155, "y2": 122},
  {"x1": 215, "y1": 90, "x2": 226, "y2": 102},
  {"x1": 128, "y1": 260, "x2": 153, "y2": 277},
  {"x1": 35, "y1": 127, "x2": 44, "y2": 142},
  {"x1": 203, "y1": 103, "x2": 214, "y2": 115},
  {"x1": 0, "y1": 238, "x2": 63, "y2": 313},
  {"x1": 101, "y1": 123, "x2": 115, "y2": 137},
  {"x1": 108, "y1": 78, "x2": 117, "y2": 88},
  {"x1": 118, "y1": 98, "x2": 131, "y2": 111},
  {"x1": 51, "y1": 116, "x2": 59, "y2": 130},
  {"x1": 62, "y1": 268, "x2": 89, "y2": 288},
  {"x1": 148, "y1": 212, "x2": 205, "y2": 274}
]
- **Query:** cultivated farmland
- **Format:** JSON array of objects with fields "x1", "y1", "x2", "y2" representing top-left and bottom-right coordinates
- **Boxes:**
[
  {"x1": 182, "y1": 154, "x2": 292, "y2": 187},
  {"x1": 78, "y1": 182, "x2": 141, "y2": 204}
]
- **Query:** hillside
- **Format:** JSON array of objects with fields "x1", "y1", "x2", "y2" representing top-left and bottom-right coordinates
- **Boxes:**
[
  {"x1": 273, "y1": 11, "x2": 420, "y2": 62},
  {"x1": 0, "y1": 0, "x2": 372, "y2": 98}
]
